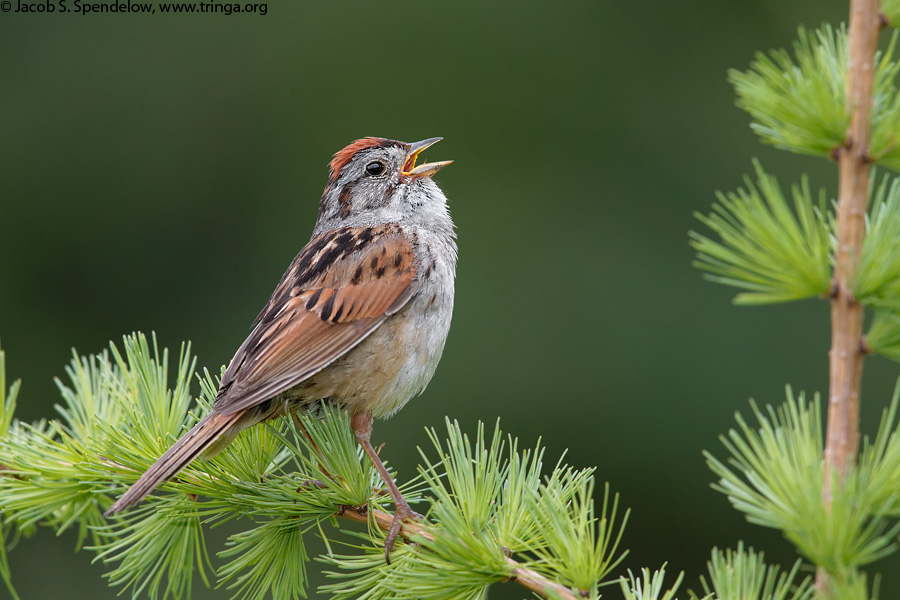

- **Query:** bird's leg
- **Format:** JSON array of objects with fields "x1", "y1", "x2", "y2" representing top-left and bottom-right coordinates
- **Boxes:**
[{"x1": 350, "y1": 411, "x2": 418, "y2": 562}]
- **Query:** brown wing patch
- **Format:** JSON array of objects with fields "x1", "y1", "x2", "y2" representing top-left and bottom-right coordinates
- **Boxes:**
[{"x1": 215, "y1": 225, "x2": 418, "y2": 416}]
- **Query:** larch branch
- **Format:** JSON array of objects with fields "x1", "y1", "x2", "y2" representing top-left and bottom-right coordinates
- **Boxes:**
[
  {"x1": 819, "y1": 0, "x2": 880, "y2": 593},
  {"x1": 337, "y1": 505, "x2": 585, "y2": 600}
]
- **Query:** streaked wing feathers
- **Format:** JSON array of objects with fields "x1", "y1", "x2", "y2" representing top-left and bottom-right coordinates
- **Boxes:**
[{"x1": 214, "y1": 225, "x2": 417, "y2": 415}]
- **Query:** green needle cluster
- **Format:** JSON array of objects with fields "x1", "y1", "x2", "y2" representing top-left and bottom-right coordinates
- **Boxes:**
[
  {"x1": 690, "y1": 8, "x2": 900, "y2": 599},
  {"x1": 320, "y1": 421, "x2": 628, "y2": 600},
  {"x1": 0, "y1": 341, "x2": 20, "y2": 600},
  {"x1": 690, "y1": 543, "x2": 812, "y2": 600},
  {"x1": 705, "y1": 387, "x2": 900, "y2": 597},
  {"x1": 690, "y1": 161, "x2": 832, "y2": 305},
  {"x1": 698, "y1": 24, "x2": 900, "y2": 365},
  {"x1": 730, "y1": 25, "x2": 900, "y2": 170},
  {"x1": 620, "y1": 565, "x2": 683, "y2": 600},
  {"x1": 692, "y1": 161, "x2": 900, "y2": 365},
  {"x1": 0, "y1": 333, "x2": 639, "y2": 600}
]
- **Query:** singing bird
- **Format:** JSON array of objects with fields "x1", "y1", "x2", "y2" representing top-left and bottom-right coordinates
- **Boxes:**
[{"x1": 105, "y1": 137, "x2": 457, "y2": 555}]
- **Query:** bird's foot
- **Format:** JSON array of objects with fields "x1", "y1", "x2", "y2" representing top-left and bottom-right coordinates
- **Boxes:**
[{"x1": 384, "y1": 499, "x2": 421, "y2": 563}]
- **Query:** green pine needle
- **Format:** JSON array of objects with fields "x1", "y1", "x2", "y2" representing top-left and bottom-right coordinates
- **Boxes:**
[
  {"x1": 91, "y1": 499, "x2": 210, "y2": 600},
  {"x1": 0, "y1": 338, "x2": 20, "y2": 436},
  {"x1": 872, "y1": 30, "x2": 900, "y2": 172},
  {"x1": 419, "y1": 420, "x2": 507, "y2": 535},
  {"x1": 0, "y1": 417, "x2": 108, "y2": 548},
  {"x1": 415, "y1": 419, "x2": 539, "y2": 575},
  {"x1": 325, "y1": 420, "x2": 522, "y2": 599},
  {"x1": 619, "y1": 564, "x2": 684, "y2": 600},
  {"x1": 0, "y1": 339, "x2": 22, "y2": 600},
  {"x1": 690, "y1": 543, "x2": 812, "y2": 600},
  {"x1": 495, "y1": 438, "x2": 547, "y2": 553},
  {"x1": 855, "y1": 175, "x2": 900, "y2": 310},
  {"x1": 106, "y1": 333, "x2": 197, "y2": 445},
  {"x1": 706, "y1": 388, "x2": 900, "y2": 572},
  {"x1": 867, "y1": 309, "x2": 900, "y2": 363},
  {"x1": 53, "y1": 349, "x2": 125, "y2": 446},
  {"x1": 530, "y1": 478, "x2": 629, "y2": 595},
  {"x1": 818, "y1": 569, "x2": 878, "y2": 600},
  {"x1": 858, "y1": 380, "x2": 900, "y2": 519},
  {"x1": 320, "y1": 419, "x2": 620, "y2": 600},
  {"x1": 690, "y1": 161, "x2": 832, "y2": 304},
  {"x1": 2, "y1": 334, "x2": 624, "y2": 600},
  {"x1": 320, "y1": 539, "x2": 490, "y2": 600},
  {"x1": 217, "y1": 517, "x2": 309, "y2": 600},
  {"x1": 730, "y1": 25, "x2": 900, "y2": 170},
  {"x1": 885, "y1": 0, "x2": 900, "y2": 28},
  {"x1": 730, "y1": 25, "x2": 848, "y2": 158}
]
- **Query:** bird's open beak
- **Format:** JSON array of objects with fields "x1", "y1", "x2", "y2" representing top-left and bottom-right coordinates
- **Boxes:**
[{"x1": 402, "y1": 137, "x2": 452, "y2": 178}]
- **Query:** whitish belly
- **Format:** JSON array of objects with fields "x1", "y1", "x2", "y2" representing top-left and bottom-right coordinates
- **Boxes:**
[{"x1": 293, "y1": 284, "x2": 453, "y2": 418}]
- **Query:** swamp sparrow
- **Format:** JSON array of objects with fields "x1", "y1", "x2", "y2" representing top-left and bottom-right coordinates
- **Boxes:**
[{"x1": 105, "y1": 137, "x2": 456, "y2": 557}]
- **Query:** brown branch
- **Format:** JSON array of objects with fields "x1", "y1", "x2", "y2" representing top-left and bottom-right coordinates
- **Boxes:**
[
  {"x1": 337, "y1": 505, "x2": 584, "y2": 600},
  {"x1": 825, "y1": 0, "x2": 878, "y2": 506},
  {"x1": 819, "y1": 0, "x2": 880, "y2": 593}
]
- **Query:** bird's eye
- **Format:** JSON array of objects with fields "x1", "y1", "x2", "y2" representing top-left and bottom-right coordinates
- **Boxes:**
[{"x1": 365, "y1": 161, "x2": 386, "y2": 176}]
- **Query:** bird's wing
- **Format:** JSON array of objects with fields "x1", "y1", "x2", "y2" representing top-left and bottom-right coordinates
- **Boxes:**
[{"x1": 212, "y1": 224, "x2": 417, "y2": 415}]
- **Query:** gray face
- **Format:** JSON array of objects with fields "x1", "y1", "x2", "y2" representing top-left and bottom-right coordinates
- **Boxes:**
[
  {"x1": 315, "y1": 140, "x2": 449, "y2": 232},
  {"x1": 332, "y1": 144, "x2": 410, "y2": 214}
]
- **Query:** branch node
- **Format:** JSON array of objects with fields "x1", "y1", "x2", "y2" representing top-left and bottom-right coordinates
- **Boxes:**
[
  {"x1": 860, "y1": 335, "x2": 872, "y2": 354},
  {"x1": 861, "y1": 143, "x2": 874, "y2": 164},
  {"x1": 336, "y1": 503, "x2": 367, "y2": 517},
  {"x1": 830, "y1": 146, "x2": 843, "y2": 162}
]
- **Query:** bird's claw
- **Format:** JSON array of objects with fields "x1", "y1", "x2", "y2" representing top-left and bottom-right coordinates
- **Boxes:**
[{"x1": 384, "y1": 501, "x2": 420, "y2": 564}]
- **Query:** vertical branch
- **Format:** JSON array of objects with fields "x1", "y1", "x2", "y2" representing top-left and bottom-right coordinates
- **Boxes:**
[
  {"x1": 819, "y1": 0, "x2": 880, "y2": 593},
  {"x1": 825, "y1": 0, "x2": 879, "y2": 499}
]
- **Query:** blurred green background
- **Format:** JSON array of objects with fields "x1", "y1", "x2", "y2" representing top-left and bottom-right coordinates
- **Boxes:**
[{"x1": 3, "y1": 0, "x2": 899, "y2": 598}]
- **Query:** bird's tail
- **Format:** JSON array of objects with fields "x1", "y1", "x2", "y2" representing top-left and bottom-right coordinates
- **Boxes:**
[{"x1": 104, "y1": 410, "x2": 243, "y2": 516}]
